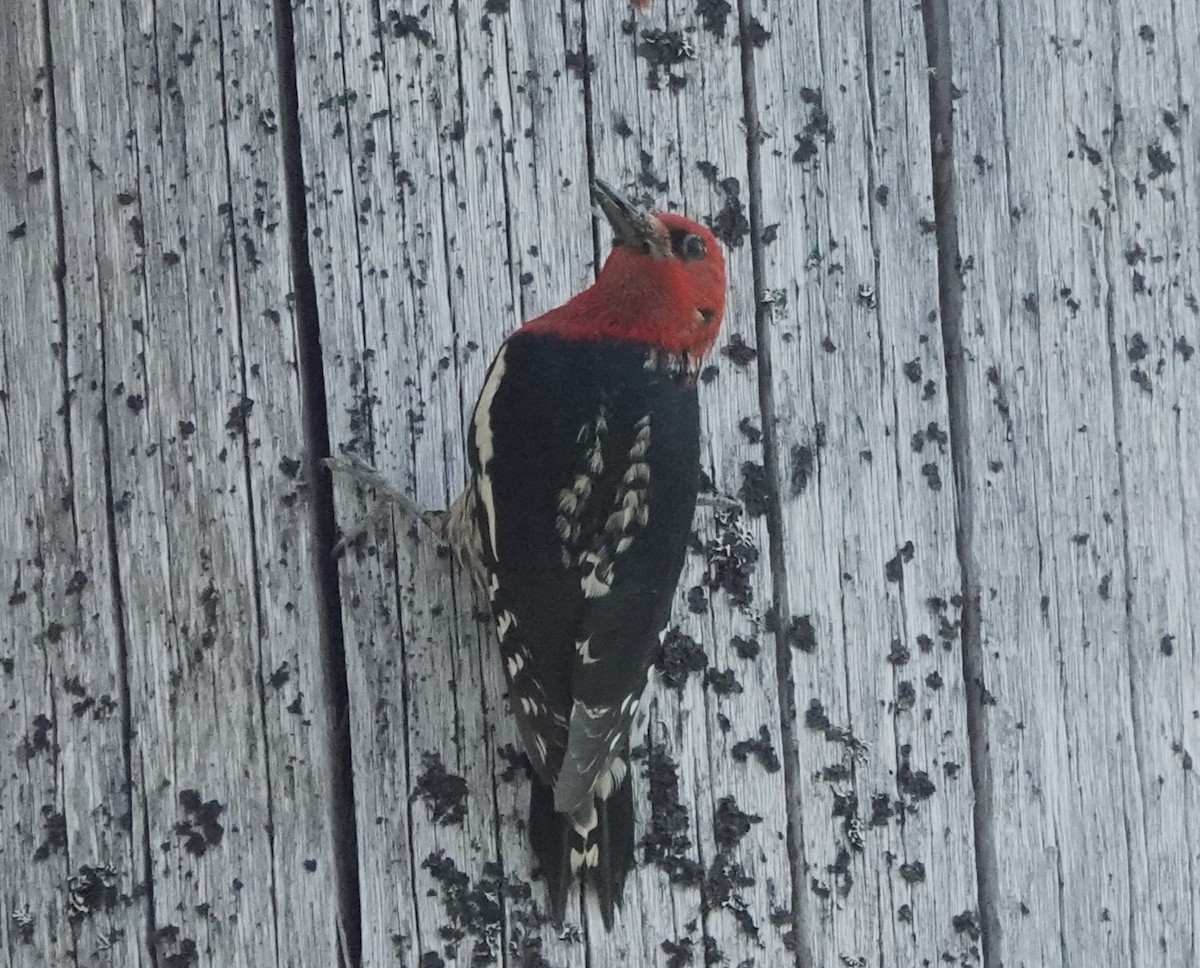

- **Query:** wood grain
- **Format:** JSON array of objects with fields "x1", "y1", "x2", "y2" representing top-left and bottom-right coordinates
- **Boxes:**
[
  {"x1": 949, "y1": 0, "x2": 1199, "y2": 964},
  {"x1": 746, "y1": 0, "x2": 981, "y2": 964},
  {"x1": 1, "y1": 2, "x2": 343, "y2": 966},
  {"x1": 3, "y1": 0, "x2": 1197, "y2": 965}
]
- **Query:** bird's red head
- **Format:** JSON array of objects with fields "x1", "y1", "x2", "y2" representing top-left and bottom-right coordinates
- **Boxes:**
[{"x1": 524, "y1": 181, "x2": 727, "y2": 362}]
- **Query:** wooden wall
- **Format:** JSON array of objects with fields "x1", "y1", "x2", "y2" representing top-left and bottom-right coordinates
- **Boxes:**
[{"x1": 1, "y1": 0, "x2": 1196, "y2": 965}]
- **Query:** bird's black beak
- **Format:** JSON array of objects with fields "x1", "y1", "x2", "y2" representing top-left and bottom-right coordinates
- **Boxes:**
[{"x1": 592, "y1": 179, "x2": 659, "y2": 252}]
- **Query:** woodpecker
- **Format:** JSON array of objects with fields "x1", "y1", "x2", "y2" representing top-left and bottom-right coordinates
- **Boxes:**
[{"x1": 330, "y1": 180, "x2": 726, "y2": 927}]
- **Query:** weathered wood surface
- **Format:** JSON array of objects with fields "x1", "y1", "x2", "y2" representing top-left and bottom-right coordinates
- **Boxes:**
[{"x1": 1, "y1": 1, "x2": 1196, "y2": 967}]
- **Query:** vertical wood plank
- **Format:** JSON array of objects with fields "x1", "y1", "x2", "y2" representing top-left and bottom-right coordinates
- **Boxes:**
[
  {"x1": 2, "y1": 4, "x2": 151, "y2": 964},
  {"x1": 292, "y1": 0, "x2": 595, "y2": 962},
  {"x1": 581, "y1": 1, "x2": 797, "y2": 963},
  {"x1": 746, "y1": 0, "x2": 981, "y2": 963},
  {"x1": 948, "y1": 0, "x2": 1198, "y2": 963},
  {"x1": 34, "y1": 1, "x2": 343, "y2": 965},
  {"x1": 1106, "y1": 5, "x2": 1199, "y2": 964}
]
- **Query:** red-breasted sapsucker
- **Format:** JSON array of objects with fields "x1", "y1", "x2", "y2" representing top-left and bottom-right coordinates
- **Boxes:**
[{"x1": 334, "y1": 180, "x2": 727, "y2": 928}]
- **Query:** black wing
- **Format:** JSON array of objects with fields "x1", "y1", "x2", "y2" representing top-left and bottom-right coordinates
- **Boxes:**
[{"x1": 470, "y1": 332, "x2": 700, "y2": 810}]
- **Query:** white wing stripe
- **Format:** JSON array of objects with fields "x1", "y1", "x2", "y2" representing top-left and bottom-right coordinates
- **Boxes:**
[{"x1": 473, "y1": 346, "x2": 508, "y2": 560}]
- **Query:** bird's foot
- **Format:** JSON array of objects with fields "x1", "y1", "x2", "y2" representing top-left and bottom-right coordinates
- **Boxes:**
[
  {"x1": 323, "y1": 457, "x2": 438, "y2": 553},
  {"x1": 697, "y1": 491, "x2": 744, "y2": 515}
]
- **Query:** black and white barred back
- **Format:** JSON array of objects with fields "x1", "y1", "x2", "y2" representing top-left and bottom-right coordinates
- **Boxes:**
[{"x1": 459, "y1": 330, "x2": 701, "y2": 924}]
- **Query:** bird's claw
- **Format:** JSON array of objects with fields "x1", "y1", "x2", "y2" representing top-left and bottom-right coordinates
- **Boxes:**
[
  {"x1": 323, "y1": 456, "x2": 437, "y2": 553},
  {"x1": 697, "y1": 492, "x2": 744, "y2": 514}
]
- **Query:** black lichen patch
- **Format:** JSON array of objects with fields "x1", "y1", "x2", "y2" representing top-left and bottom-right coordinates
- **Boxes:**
[
  {"x1": 1127, "y1": 331, "x2": 1150, "y2": 361},
  {"x1": 721, "y1": 333, "x2": 757, "y2": 366},
  {"x1": 21, "y1": 713, "x2": 56, "y2": 761},
  {"x1": 66, "y1": 864, "x2": 119, "y2": 922},
  {"x1": 155, "y1": 926, "x2": 200, "y2": 967},
  {"x1": 910, "y1": 421, "x2": 949, "y2": 454},
  {"x1": 696, "y1": 0, "x2": 732, "y2": 38},
  {"x1": 1175, "y1": 336, "x2": 1195, "y2": 362},
  {"x1": 564, "y1": 49, "x2": 595, "y2": 79},
  {"x1": 705, "y1": 796, "x2": 762, "y2": 937},
  {"x1": 704, "y1": 667, "x2": 743, "y2": 695},
  {"x1": 887, "y1": 639, "x2": 910, "y2": 666},
  {"x1": 743, "y1": 17, "x2": 771, "y2": 48},
  {"x1": 899, "y1": 860, "x2": 926, "y2": 884},
  {"x1": 738, "y1": 416, "x2": 762, "y2": 443},
  {"x1": 655, "y1": 628, "x2": 709, "y2": 689},
  {"x1": 421, "y1": 853, "x2": 511, "y2": 959},
  {"x1": 885, "y1": 541, "x2": 915, "y2": 583},
  {"x1": 33, "y1": 805, "x2": 67, "y2": 861},
  {"x1": 731, "y1": 726, "x2": 781, "y2": 773},
  {"x1": 953, "y1": 909, "x2": 982, "y2": 940},
  {"x1": 703, "y1": 174, "x2": 750, "y2": 248},
  {"x1": 224, "y1": 396, "x2": 254, "y2": 434},
  {"x1": 897, "y1": 745, "x2": 936, "y2": 802},
  {"x1": 1146, "y1": 141, "x2": 1176, "y2": 178},
  {"x1": 789, "y1": 425, "x2": 826, "y2": 497},
  {"x1": 637, "y1": 28, "x2": 694, "y2": 91},
  {"x1": 783, "y1": 615, "x2": 816, "y2": 653},
  {"x1": 702, "y1": 508, "x2": 759, "y2": 607},
  {"x1": 641, "y1": 744, "x2": 703, "y2": 885},
  {"x1": 1074, "y1": 128, "x2": 1102, "y2": 166},
  {"x1": 382, "y1": 9, "x2": 435, "y2": 45},
  {"x1": 731, "y1": 635, "x2": 760, "y2": 660},
  {"x1": 268, "y1": 662, "x2": 291, "y2": 689},
  {"x1": 412, "y1": 752, "x2": 469, "y2": 826},
  {"x1": 737, "y1": 461, "x2": 771, "y2": 518},
  {"x1": 712, "y1": 796, "x2": 761, "y2": 850},
  {"x1": 174, "y1": 790, "x2": 225, "y2": 857},
  {"x1": 687, "y1": 584, "x2": 709, "y2": 614},
  {"x1": 792, "y1": 87, "x2": 833, "y2": 164},
  {"x1": 804, "y1": 699, "x2": 832, "y2": 732},
  {"x1": 661, "y1": 937, "x2": 694, "y2": 968},
  {"x1": 496, "y1": 743, "x2": 533, "y2": 783}
]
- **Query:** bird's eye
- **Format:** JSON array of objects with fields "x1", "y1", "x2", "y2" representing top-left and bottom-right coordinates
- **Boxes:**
[{"x1": 681, "y1": 234, "x2": 706, "y2": 260}]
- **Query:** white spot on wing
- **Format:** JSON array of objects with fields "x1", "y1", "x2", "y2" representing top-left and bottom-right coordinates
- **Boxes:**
[
  {"x1": 594, "y1": 757, "x2": 628, "y2": 800},
  {"x1": 496, "y1": 610, "x2": 517, "y2": 641},
  {"x1": 579, "y1": 552, "x2": 612, "y2": 598},
  {"x1": 575, "y1": 637, "x2": 600, "y2": 664}
]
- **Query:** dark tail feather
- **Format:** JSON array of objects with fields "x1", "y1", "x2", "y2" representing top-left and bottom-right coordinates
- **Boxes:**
[
  {"x1": 528, "y1": 775, "x2": 636, "y2": 930},
  {"x1": 593, "y1": 775, "x2": 635, "y2": 930},
  {"x1": 529, "y1": 777, "x2": 572, "y2": 924}
]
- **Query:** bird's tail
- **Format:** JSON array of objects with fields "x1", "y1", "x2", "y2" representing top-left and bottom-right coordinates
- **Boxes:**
[{"x1": 528, "y1": 772, "x2": 635, "y2": 929}]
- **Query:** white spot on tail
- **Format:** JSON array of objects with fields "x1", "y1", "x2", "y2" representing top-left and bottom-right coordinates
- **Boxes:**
[
  {"x1": 571, "y1": 804, "x2": 598, "y2": 838},
  {"x1": 573, "y1": 700, "x2": 610, "y2": 720}
]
